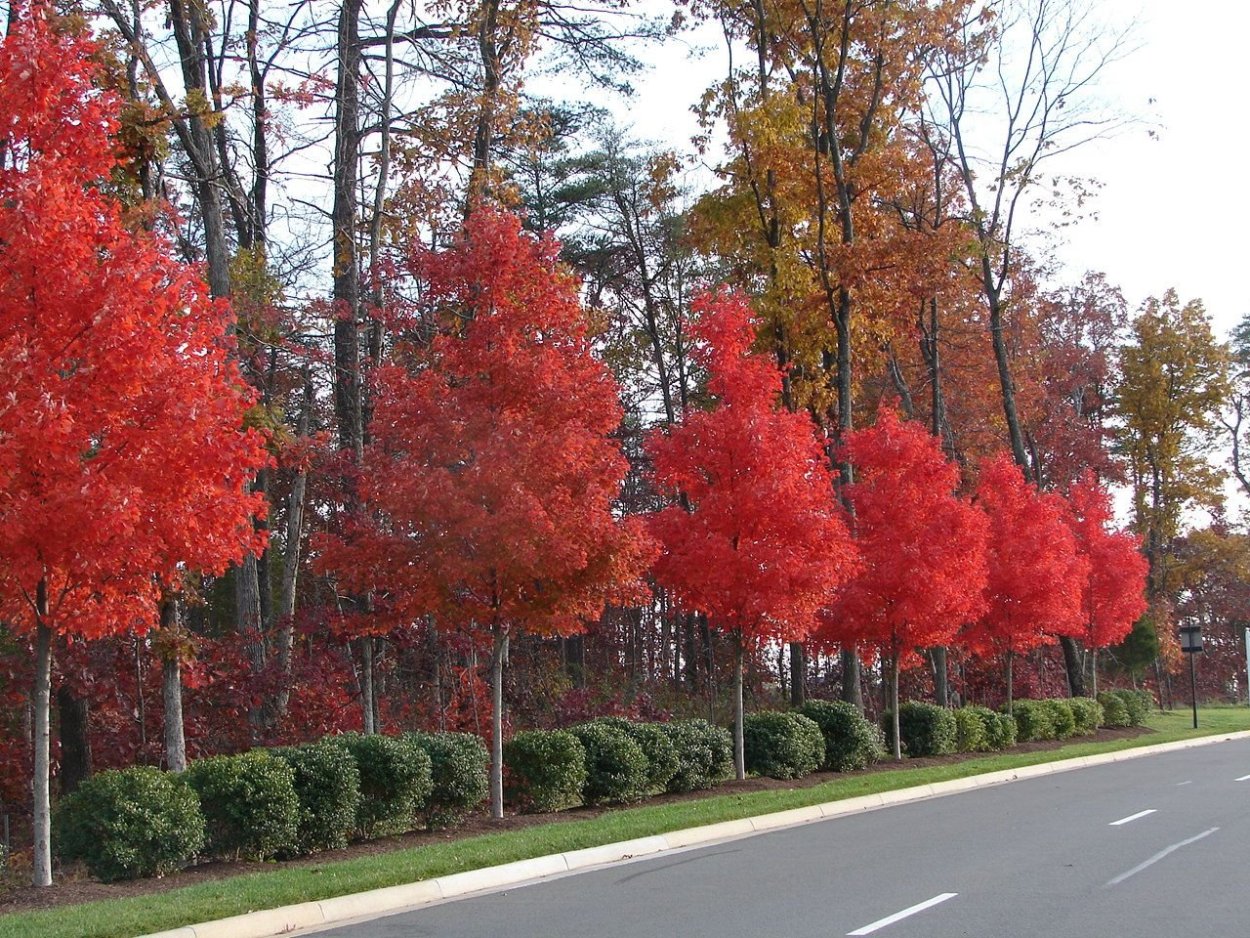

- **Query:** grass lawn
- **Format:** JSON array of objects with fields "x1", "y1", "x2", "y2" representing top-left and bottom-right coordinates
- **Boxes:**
[{"x1": 3, "y1": 706, "x2": 1246, "y2": 938}]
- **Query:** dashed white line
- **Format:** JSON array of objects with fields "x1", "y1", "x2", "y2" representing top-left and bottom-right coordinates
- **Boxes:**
[
  {"x1": 847, "y1": 893, "x2": 958, "y2": 935},
  {"x1": 1235, "y1": 774, "x2": 1250, "y2": 782},
  {"x1": 1176, "y1": 780, "x2": 1192, "y2": 786},
  {"x1": 1106, "y1": 828, "x2": 1219, "y2": 886},
  {"x1": 1109, "y1": 809, "x2": 1157, "y2": 826}
]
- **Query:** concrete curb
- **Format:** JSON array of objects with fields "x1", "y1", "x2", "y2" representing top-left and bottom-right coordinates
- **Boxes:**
[{"x1": 141, "y1": 728, "x2": 1250, "y2": 938}]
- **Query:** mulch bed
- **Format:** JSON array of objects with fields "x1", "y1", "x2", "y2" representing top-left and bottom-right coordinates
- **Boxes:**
[{"x1": 0, "y1": 725, "x2": 1153, "y2": 916}]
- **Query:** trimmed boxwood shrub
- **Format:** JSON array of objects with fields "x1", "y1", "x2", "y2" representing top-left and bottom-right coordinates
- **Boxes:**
[
  {"x1": 271, "y1": 741, "x2": 361, "y2": 855},
  {"x1": 885, "y1": 701, "x2": 957, "y2": 756},
  {"x1": 953, "y1": 707, "x2": 988, "y2": 752},
  {"x1": 568, "y1": 722, "x2": 649, "y2": 804},
  {"x1": 661, "y1": 719, "x2": 734, "y2": 792},
  {"x1": 1097, "y1": 691, "x2": 1131, "y2": 727},
  {"x1": 1042, "y1": 699, "x2": 1077, "y2": 739},
  {"x1": 742, "y1": 711, "x2": 824, "y2": 779},
  {"x1": 504, "y1": 729, "x2": 587, "y2": 812},
  {"x1": 1009, "y1": 699, "x2": 1056, "y2": 742},
  {"x1": 186, "y1": 751, "x2": 299, "y2": 860},
  {"x1": 965, "y1": 706, "x2": 1016, "y2": 750},
  {"x1": 54, "y1": 766, "x2": 204, "y2": 882},
  {"x1": 332, "y1": 733, "x2": 432, "y2": 837},
  {"x1": 589, "y1": 718, "x2": 680, "y2": 793},
  {"x1": 799, "y1": 699, "x2": 884, "y2": 771},
  {"x1": 1068, "y1": 697, "x2": 1104, "y2": 735},
  {"x1": 1111, "y1": 688, "x2": 1150, "y2": 726},
  {"x1": 404, "y1": 731, "x2": 489, "y2": 828}
]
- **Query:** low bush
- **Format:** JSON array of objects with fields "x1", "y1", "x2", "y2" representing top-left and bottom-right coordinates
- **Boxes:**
[
  {"x1": 54, "y1": 766, "x2": 204, "y2": 882},
  {"x1": 568, "y1": 722, "x2": 649, "y2": 805},
  {"x1": 661, "y1": 719, "x2": 734, "y2": 792},
  {"x1": 799, "y1": 699, "x2": 884, "y2": 771},
  {"x1": 1068, "y1": 697, "x2": 1104, "y2": 735},
  {"x1": 1097, "y1": 691, "x2": 1132, "y2": 728},
  {"x1": 1112, "y1": 688, "x2": 1151, "y2": 725},
  {"x1": 186, "y1": 752, "x2": 299, "y2": 860},
  {"x1": 885, "y1": 701, "x2": 957, "y2": 757},
  {"x1": 962, "y1": 706, "x2": 1015, "y2": 750},
  {"x1": 1042, "y1": 699, "x2": 1077, "y2": 740},
  {"x1": 742, "y1": 711, "x2": 824, "y2": 779},
  {"x1": 504, "y1": 729, "x2": 587, "y2": 812},
  {"x1": 953, "y1": 707, "x2": 988, "y2": 752},
  {"x1": 588, "y1": 718, "x2": 679, "y2": 793},
  {"x1": 404, "y1": 731, "x2": 489, "y2": 828},
  {"x1": 332, "y1": 733, "x2": 432, "y2": 837},
  {"x1": 271, "y1": 741, "x2": 361, "y2": 855},
  {"x1": 1009, "y1": 699, "x2": 1056, "y2": 742}
]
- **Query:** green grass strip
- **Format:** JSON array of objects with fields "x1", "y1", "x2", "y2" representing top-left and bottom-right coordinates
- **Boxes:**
[{"x1": 3, "y1": 707, "x2": 1246, "y2": 938}]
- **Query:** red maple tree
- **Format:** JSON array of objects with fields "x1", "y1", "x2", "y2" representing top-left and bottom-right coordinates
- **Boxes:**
[
  {"x1": 1065, "y1": 473, "x2": 1149, "y2": 692},
  {"x1": 962, "y1": 455, "x2": 1086, "y2": 709},
  {"x1": 827, "y1": 407, "x2": 988, "y2": 758},
  {"x1": 647, "y1": 291, "x2": 859, "y2": 778},
  {"x1": 317, "y1": 210, "x2": 652, "y2": 817},
  {"x1": 0, "y1": 7, "x2": 269, "y2": 885}
]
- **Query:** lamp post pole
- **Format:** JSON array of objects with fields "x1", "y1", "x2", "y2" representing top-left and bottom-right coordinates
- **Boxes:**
[{"x1": 1179, "y1": 624, "x2": 1202, "y2": 730}]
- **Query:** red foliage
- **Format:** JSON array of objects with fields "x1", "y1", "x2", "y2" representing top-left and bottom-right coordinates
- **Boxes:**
[{"x1": 647, "y1": 291, "x2": 859, "y2": 646}]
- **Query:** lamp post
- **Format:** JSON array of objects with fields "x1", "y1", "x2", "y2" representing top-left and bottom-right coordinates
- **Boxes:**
[{"x1": 1179, "y1": 624, "x2": 1203, "y2": 729}]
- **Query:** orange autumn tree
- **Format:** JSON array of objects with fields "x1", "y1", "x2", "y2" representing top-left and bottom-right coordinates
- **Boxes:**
[
  {"x1": 963, "y1": 454, "x2": 1086, "y2": 710},
  {"x1": 647, "y1": 291, "x2": 859, "y2": 779},
  {"x1": 317, "y1": 210, "x2": 652, "y2": 818},
  {"x1": 0, "y1": 6, "x2": 269, "y2": 886},
  {"x1": 826, "y1": 407, "x2": 988, "y2": 759}
]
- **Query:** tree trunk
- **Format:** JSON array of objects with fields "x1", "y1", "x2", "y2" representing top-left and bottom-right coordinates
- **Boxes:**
[
  {"x1": 489, "y1": 626, "x2": 509, "y2": 819},
  {"x1": 56, "y1": 685, "x2": 91, "y2": 795},
  {"x1": 840, "y1": 647, "x2": 863, "y2": 710},
  {"x1": 1059, "y1": 636, "x2": 1085, "y2": 697},
  {"x1": 788, "y1": 641, "x2": 807, "y2": 706},
  {"x1": 360, "y1": 637, "x2": 375, "y2": 735},
  {"x1": 32, "y1": 583, "x2": 52, "y2": 887},
  {"x1": 162, "y1": 657, "x2": 187, "y2": 773},
  {"x1": 1091, "y1": 648, "x2": 1099, "y2": 696},
  {"x1": 889, "y1": 653, "x2": 902, "y2": 761},
  {"x1": 931, "y1": 646, "x2": 949, "y2": 707},
  {"x1": 1005, "y1": 650, "x2": 1015, "y2": 715},
  {"x1": 237, "y1": 552, "x2": 266, "y2": 735},
  {"x1": 733, "y1": 635, "x2": 745, "y2": 781}
]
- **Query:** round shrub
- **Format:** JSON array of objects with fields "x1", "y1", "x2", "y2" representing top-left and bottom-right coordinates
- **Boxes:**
[
  {"x1": 953, "y1": 707, "x2": 988, "y2": 753},
  {"x1": 799, "y1": 699, "x2": 884, "y2": 771},
  {"x1": 568, "y1": 722, "x2": 649, "y2": 804},
  {"x1": 1042, "y1": 699, "x2": 1077, "y2": 739},
  {"x1": 504, "y1": 729, "x2": 587, "y2": 812},
  {"x1": 1009, "y1": 699, "x2": 1056, "y2": 742},
  {"x1": 743, "y1": 711, "x2": 824, "y2": 779},
  {"x1": 271, "y1": 741, "x2": 361, "y2": 855},
  {"x1": 661, "y1": 719, "x2": 734, "y2": 792},
  {"x1": 404, "y1": 731, "x2": 489, "y2": 828},
  {"x1": 332, "y1": 733, "x2": 432, "y2": 838},
  {"x1": 1068, "y1": 697, "x2": 1104, "y2": 735},
  {"x1": 54, "y1": 766, "x2": 204, "y2": 882},
  {"x1": 1112, "y1": 688, "x2": 1149, "y2": 726},
  {"x1": 1097, "y1": 691, "x2": 1131, "y2": 727},
  {"x1": 966, "y1": 706, "x2": 1016, "y2": 750},
  {"x1": 186, "y1": 751, "x2": 299, "y2": 860},
  {"x1": 589, "y1": 718, "x2": 680, "y2": 793},
  {"x1": 885, "y1": 701, "x2": 957, "y2": 756}
]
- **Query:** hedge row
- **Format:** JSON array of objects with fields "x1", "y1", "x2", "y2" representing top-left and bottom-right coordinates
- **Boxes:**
[
  {"x1": 1008, "y1": 697, "x2": 1108, "y2": 742},
  {"x1": 1097, "y1": 688, "x2": 1152, "y2": 727}
]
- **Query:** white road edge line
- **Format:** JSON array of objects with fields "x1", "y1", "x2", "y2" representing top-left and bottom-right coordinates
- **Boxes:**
[
  {"x1": 847, "y1": 893, "x2": 958, "y2": 935},
  {"x1": 1109, "y1": 809, "x2": 1157, "y2": 826},
  {"x1": 1235, "y1": 774, "x2": 1250, "y2": 782},
  {"x1": 1105, "y1": 828, "x2": 1219, "y2": 887}
]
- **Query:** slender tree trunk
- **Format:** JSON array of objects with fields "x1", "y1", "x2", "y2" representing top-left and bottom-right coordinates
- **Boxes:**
[
  {"x1": 1091, "y1": 649, "x2": 1099, "y2": 696},
  {"x1": 32, "y1": 581, "x2": 52, "y2": 886},
  {"x1": 56, "y1": 685, "x2": 91, "y2": 795},
  {"x1": 489, "y1": 626, "x2": 509, "y2": 819},
  {"x1": 789, "y1": 642, "x2": 807, "y2": 706},
  {"x1": 1060, "y1": 637, "x2": 1085, "y2": 697},
  {"x1": 841, "y1": 647, "x2": 863, "y2": 710},
  {"x1": 733, "y1": 634, "x2": 745, "y2": 781},
  {"x1": 159, "y1": 598, "x2": 187, "y2": 772},
  {"x1": 360, "y1": 637, "x2": 375, "y2": 735},
  {"x1": 1006, "y1": 650, "x2": 1015, "y2": 715},
  {"x1": 889, "y1": 653, "x2": 902, "y2": 761},
  {"x1": 931, "y1": 647, "x2": 949, "y2": 707}
]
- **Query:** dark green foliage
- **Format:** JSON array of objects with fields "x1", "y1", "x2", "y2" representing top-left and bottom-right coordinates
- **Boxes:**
[
  {"x1": 186, "y1": 752, "x2": 299, "y2": 860},
  {"x1": 404, "y1": 732, "x2": 489, "y2": 828},
  {"x1": 504, "y1": 729, "x2": 587, "y2": 812},
  {"x1": 1068, "y1": 697, "x2": 1104, "y2": 735},
  {"x1": 1110, "y1": 688, "x2": 1149, "y2": 726},
  {"x1": 589, "y1": 718, "x2": 680, "y2": 792},
  {"x1": 1042, "y1": 699, "x2": 1077, "y2": 739},
  {"x1": 1113, "y1": 615, "x2": 1159, "y2": 679},
  {"x1": 54, "y1": 766, "x2": 204, "y2": 882},
  {"x1": 953, "y1": 707, "x2": 988, "y2": 752},
  {"x1": 1097, "y1": 691, "x2": 1132, "y2": 727},
  {"x1": 1009, "y1": 699, "x2": 1056, "y2": 742},
  {"x1": 884, "y1": 701, "x2": 957, "y2": 756},
  {"x1": 271, "y1": 742, "x2": 361, "y2": 855},
  {"x1": 965, "y1": 706, "x2": 1016, "y2": 750},
  {"x1": 742, "y1": 711, "x2": 824, "y2": 779},
  {"x1": 799, "y1": 699, "x2": 884, "y2": 771},
  {"x1": 332, "y1": 733, "x2": 433, "y2": 837},
  {"x1": 661, "y1": 719, "x2": 734, "y2": 792},
  {"x1": 568, "y1": 722, "x2": 649, "y2": 804}
]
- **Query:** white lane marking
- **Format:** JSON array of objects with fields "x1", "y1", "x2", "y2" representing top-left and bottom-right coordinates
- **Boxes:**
[
  {"x1": 1235, "y1": 774, "x2": 1250, "y2": 782},
  {"x1": 1106, "y1": 828, "x2": 1219, "y2": 887},
  {"x1": 847, "y1": 893, "x2": 958, "y2": 935},
  {"x1": 1176, "y1": 780, "x2": 1192, "y2": 786},
  {"x1": 1109, "y1": 809, "x2": 1157, "y2": 826}
]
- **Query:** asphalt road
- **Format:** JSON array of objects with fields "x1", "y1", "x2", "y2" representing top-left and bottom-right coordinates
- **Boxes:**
[{"x1": 311, "y1": 737, "x2": 1250, "y2": 938}]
